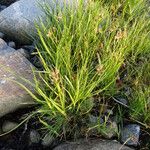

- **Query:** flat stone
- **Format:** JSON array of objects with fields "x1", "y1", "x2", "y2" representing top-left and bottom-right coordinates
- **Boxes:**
[
  {"x1": 0, "y1": 41, "x2": 35, "y2": 117},
  {"x1": 53, "y1": 139, "x2": 133, "y2": 150}
]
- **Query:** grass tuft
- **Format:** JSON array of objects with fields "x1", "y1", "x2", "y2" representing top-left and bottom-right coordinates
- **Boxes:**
[{"x1": 18, "y1": 0, "x2": 150, "y2": 140}]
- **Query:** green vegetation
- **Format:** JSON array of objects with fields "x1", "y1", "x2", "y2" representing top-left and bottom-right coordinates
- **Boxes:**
[{"x1": 21, "y1": 0, "x2": 150, "y2": 141}]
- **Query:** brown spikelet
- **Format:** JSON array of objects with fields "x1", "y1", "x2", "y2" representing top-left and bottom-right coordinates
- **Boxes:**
[
  {"x1": 47, "y1": 30, "x2": 52, "y2": 38},
  {"x1": 115, "y1": 29, "x2": 127, "y2": 40},
  {"x1": 51, "y1": 68, "x2": 60, "y2": 83},
  {"x1": 96, "y1": 64, "x2": 104, "y2": 74}
]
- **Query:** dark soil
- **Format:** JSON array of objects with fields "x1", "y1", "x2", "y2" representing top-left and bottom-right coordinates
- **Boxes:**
[{"x1": 0, "y1": 0, "x2": 17, "y2": 6}]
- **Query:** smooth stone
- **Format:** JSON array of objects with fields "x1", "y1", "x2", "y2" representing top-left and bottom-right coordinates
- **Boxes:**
[
  {"x1": 29, "y1": 129, "x2": 41, "y2": 144},
  {"x1": 0, "y1": 32, "x2": 4, "y2": 39},
  {"x1": 0, "y1": 40, "x2": 36, "y2": 117},
  {"x1": 41, "y1": 133, "x2": 55, "y2": 147},
  {"x1": 8, "y1": 41, "x2": 16, "y2": 49},
  {"x1": 121, "y1": 124, "x2": 140, "y2": 146},
  {"x1": 53, "y1": 139, "x2": 133, "y2": 150},
  {"x1": 2, "y1": 121, "x2": 18, "y2": 133},
  {"x1": 0, "y1": 0, "x2": 81, "y2": 44}
]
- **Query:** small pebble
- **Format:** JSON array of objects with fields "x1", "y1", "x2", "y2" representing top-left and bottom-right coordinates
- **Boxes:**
[
  {"x1": 121, "y1": 124, "x2": 140, "y2": 146},
  {"x1": 8, "y1": 41, "x2": 16, "y2": 49},
  {"x1": 2, "y1": 121, "x2": 18, "y2": 133},
  {"x1": 0, "y1": 32, "x2": 4, "y2": 39},
  {"x1": 29, "y1": 129, "x2": 41, "y2": 144},
  {"x1": 17, "y1": 48, "x2": 30, "y2": 58}
]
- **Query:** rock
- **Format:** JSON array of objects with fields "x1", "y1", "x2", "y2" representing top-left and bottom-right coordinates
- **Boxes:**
[
  {"x1": 7, "y1": 41, "x2": 16, "y2": 49},
  {"x1": 121, "y1": 124, "x2": 140, "y2": 146},
  {"x1": 17, "y1": 48, "x2": 30, "y2": 59},
  {"x1": 41, "y1": 133, "x2": 55, "y2": 147},
  {"x1": 0, "y1": 39, "x2": 35, "y2": 117},
  {"x1": 0, "y1": 32, "x2": 5, "y2": 39},
  {"x1": 2, "y1": 121, "x2": 18, "y2": 133},
  {"x1": 53, "y1": 139, "x2": 133, "y2": 150},
  {"x1": 29, "y1": 129, "x2": 41, "y2": 144},
  {"x1": 0, "y1": 0, "x2": 82, "y2": 44}
]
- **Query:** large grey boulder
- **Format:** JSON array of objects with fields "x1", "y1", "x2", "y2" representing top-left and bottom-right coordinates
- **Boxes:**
[
  {"x1": 53, "y1": 139, "x2": 133, "y2": 150},
  {"x1": 0, "y1": 0, "x2": 79, "y2": 44},
  {"x1": 0, "y1": 38, "x2": 35, "y2": 117}
]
